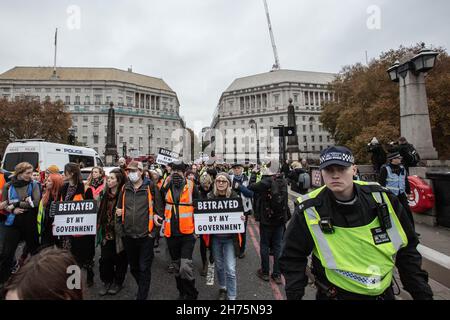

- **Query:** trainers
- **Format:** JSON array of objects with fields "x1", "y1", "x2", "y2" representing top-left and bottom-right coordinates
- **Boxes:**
[
  {"x1": 99, "y1": 283, "x2": 112, "y2": 296},
  {"x1": 200, "y1": 263, "x2": 208, "y2": 277},
  {"x1": 238, "y1": 252, "x2": 246, "y2": 259},
  {"x1": 218, "y1": 288, "x2": 227, "y2": 300},
  {"x1": 256, "y1": 269, "x2": 269, "y2": 282},
  {"x1": 168, "y1": 264, "x2": 176, "y2": 273},
  {"x1": 107, "y1": 283, "x2": 123, "y2": 295},
  {"x1": 271, "y1": 274, "x2": 283, "y2": 285}
]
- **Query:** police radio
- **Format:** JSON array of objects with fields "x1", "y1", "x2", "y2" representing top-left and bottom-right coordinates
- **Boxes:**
[
  {"x1": 319, "y1": 218, "x2": 335, "y2": 234},
  {"x1": 376, "y1": 203, "x2": 392, "y2": 230}
]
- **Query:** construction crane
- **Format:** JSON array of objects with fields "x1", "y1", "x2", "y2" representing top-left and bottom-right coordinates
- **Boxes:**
[{"x1": 263, "y1": 0, "x2": 281, "y2": 71}]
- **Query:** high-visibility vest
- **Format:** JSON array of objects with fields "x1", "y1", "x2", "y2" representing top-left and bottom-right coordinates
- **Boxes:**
[
  {"x1": 164, "y1": 180, "x2": 195, "y2": 237},
  {"x1": 120, "y1": 185, "x2": 155, "y2": 233},
  {"x1": 298, "y1": 181, "x2": 408, "y2": 296},
  {"x1": 383, "y1": 165, "x2": 406, "y2": 196},
  {"x1": 0, "y1": 172, "x2": 6, "y2": 197},
  {"x1": 157, "y1": 180, "x2": 163, "y2": 190}
]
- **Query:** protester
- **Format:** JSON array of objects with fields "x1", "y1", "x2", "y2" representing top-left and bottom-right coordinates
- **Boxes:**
[
  {"x1": 281, "y1": 160, "x2": 291, "y2": 178},
  {"x1": 3, "y1": 247, "x2": 83, "y2": 300},
  {"x1": 116, "y1": 161, "x2": 164, "y2": 300},
  {"x1": 161, "y1": 161, "x2": 200, "y2": 300},
  {"x1": 118, "y1": 157, "x2": 127, "y2": 171},
  {"x1": 37, "y1": 173, "x2": 64, "y2": 247},
  {"x1": 0, "y1": 162, "x2": 41, "y2": 288},
  {"x1": 204, "y1": 172, "x2": 244, "y2": 300},
  {"x1": 230, "y1": 163, "x2": 253, "y2": 259},
  {"x1": 60, "y1": 162, "x2": 95, "y2": 287},
  {"x1": 244, "y1": 160, "x2": 290, "y2": 284},
  {"x1": 198, "y1": 172, "x2": 214, "y2": 276},
  {"x1": 288, "y1": 161, "x2": 309, "y2": 194},
  {"x1": 96, "y1": 168, "x2": 128, "y2": 296}
]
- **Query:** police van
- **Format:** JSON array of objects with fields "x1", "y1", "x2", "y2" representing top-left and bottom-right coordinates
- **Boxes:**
[{"x1": 1, "y1": 140, "x2": 104, "y2": 174}]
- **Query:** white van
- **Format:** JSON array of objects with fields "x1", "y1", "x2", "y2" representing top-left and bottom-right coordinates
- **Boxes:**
[{"x1": 1, "y1": 140, "x2": 104, "y2": 173}]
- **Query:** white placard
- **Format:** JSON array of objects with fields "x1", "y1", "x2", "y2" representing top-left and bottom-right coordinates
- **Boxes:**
[
  {"x1": 194, "y1": 212, "x2": 245, "y2": 235},
  {"x1": 53, "y1": 213, "x2": 97, "y2": 236}
]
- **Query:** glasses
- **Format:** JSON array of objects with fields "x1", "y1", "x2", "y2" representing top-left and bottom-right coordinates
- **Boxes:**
[{"x1": 216, "y1": 180, "x2": 228, "y2": 184}]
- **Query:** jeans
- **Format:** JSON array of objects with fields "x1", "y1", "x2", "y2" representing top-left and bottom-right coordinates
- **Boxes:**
[
  {"x1": 212, "y1": 236, "x2": 237, "y2": 300},
  {"x1": 260, "y1": 224, "x2": 284, "y2": 277},
  {"x1": 123, "y1": 236, "x2": 155, "y2": 300}
]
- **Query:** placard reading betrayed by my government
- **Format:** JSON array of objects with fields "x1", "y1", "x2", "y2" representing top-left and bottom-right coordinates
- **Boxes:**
[
  {"x1": 194, "y1": 198, "x2": 245, "y2": 235},
  {"x1": 52, "y1": 200, "x2": 98, "y2": 236},
  {"x1": 156, "y1": 148, "x2": 180, "y2": 166}
]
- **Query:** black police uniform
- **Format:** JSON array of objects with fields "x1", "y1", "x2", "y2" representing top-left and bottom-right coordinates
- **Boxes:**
[{"x1": 279, "y1": 183, "x2": 434, "y2": 300}]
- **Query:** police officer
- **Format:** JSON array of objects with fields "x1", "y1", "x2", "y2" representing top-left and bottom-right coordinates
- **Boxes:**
[{"x1": 280, "y1": 146, "x2": 433, "y2": 300}]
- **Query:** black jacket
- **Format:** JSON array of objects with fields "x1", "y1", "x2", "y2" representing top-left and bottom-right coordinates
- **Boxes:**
[
  {"x1": 368, "y1": 144, "x2": 387, "y2": 169},
  {"x1": 279, "y1": 183, "x2": 433, "y2": 300},
  {"x1": 287, "y1": 168, "x2": 307, "y2": 194},
  {"x1": 247, "y1": 174, "x2": 290, "y2": 227}
]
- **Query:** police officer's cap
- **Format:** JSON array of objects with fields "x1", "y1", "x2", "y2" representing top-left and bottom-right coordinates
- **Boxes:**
[{"x1": 319, "y1": 146, "x2": 355, "y2": 170}]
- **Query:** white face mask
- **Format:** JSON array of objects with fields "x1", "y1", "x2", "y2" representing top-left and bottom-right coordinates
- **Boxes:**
[{"x1": 128, "y1": 172, "x2": 140, "y2": 183}]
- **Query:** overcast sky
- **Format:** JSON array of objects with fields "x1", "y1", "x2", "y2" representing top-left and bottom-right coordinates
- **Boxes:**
[{"x1": 1, "y1": 0, "x2": 449, "y2": 134}]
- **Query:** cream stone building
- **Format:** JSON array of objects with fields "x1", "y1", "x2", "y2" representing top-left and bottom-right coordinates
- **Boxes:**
[
  {"x1": 0, "y1": 67, "x2": 189, "y2": 160},
  {"x1": 209, "y1": 69, "x2": 337, "y2": 163}
]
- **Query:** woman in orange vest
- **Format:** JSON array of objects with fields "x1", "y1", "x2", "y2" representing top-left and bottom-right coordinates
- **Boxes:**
[
  {"x1": 161, "y1": 161, "x2": 200, "y2": 300},
  {"x1": 203, "y1": 172, "x2": 244, "y2": 300},
  {"x1": 60, "y1": 163, "x2": 95, "y2": 287}
]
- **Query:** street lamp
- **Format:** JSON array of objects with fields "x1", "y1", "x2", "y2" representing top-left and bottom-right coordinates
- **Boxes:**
[
  {"x1": 249, "y1": 119, "x2": 260, "y2": 165},
  {"x1": 387, "y1": 44, "x2": 439, "y2": 160}
]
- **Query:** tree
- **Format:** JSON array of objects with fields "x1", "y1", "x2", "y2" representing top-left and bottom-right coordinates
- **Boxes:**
[
  {"x1": 320, "y1": 44, "x2": 450, "y2": 163},
  {"x1": 0, "y1": 97, "x2": 72, "y2": 153}
]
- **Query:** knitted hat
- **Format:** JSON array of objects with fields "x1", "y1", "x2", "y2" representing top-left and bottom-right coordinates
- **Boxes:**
[
  {"x1": 46, "y1": 165, "x2": 60, "y2": 174},
  {"x1": 387, "y1": 152, "x2": 402, "y2": 161}
]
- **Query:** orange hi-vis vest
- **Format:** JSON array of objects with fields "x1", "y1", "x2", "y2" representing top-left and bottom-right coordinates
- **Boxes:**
[
  {"x1": 0, "y1": 172, "x2": 6, "y2": 215},
  {"x1": 120, "y1": 185, "x2": 155, "y2": 233},
  {"x1": 164, "y1": 179, "x2": 195, "y2": 237},
  {"x1": 157, "y1": 180, "x2": 163, "y2": 190}
]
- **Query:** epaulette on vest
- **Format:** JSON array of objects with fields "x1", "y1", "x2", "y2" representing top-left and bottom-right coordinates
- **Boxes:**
[
  {"x1": 296, "y1": 197, "x2": 322, "y2": 212},
  {"x1": 358, "y1": 183, "x2": 391, "y2": 195}
]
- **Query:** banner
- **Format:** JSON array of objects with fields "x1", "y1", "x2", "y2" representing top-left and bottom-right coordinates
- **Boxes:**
[
  {"x1": 156, "y1": 148, "x2": 180, "y2": 165},
  {"x1": 194, "y1": 198, "x2": 245, "y2": 235},
  {"x1": 51, "y1": 200, "x2": 98, "y2": 236}
]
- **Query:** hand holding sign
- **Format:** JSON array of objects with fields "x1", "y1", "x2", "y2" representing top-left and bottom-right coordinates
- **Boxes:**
[{"x1": 153, "y1": 215, "x2": 163, "y2": 227}]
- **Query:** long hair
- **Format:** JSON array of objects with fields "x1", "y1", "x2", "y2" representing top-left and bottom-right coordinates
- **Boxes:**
[
  {"x1": 98, "y1": 169, "x2": 126, "y2": 227},
  {"x1": 86, "y1": 166, "x2": 105, "y2": 187},
  {"x1": 42, "y1": 174, "x2": 64, "y2": 207},
  {"x1": 64, "y1": 163, "x2": 82, "y2": 186},
  {"x1": 212, "y1": 176, "x2": 232, "y2": 198}
]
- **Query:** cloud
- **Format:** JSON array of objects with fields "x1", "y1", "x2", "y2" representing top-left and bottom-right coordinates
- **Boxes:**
[{"x1": 0, "y1": 0, "x2": 449, "y2": 134}]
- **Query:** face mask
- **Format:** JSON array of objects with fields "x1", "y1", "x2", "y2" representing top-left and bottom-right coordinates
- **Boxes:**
[
  {"x1": 128, "y1": 172, "x2": 140, "y2": 183},
  {"x1": 172, "y1": 173, "x2": 184, "y2": 187}
]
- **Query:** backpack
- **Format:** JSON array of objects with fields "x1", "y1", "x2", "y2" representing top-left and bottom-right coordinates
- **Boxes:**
[
  {"x1": 297, "y1": 172, "x2": 311, "y2": 191},
  {"x1": 407, "y1": 145, "x2": 421, "y2": 166},
  {"x1": 267, "y1": 175, "x2": 288, "y2": 222}
]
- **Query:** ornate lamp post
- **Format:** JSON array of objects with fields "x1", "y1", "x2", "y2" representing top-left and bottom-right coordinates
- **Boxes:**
[{"x1": 387, "y1": 44, "x2": 439, "y2": 160}]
